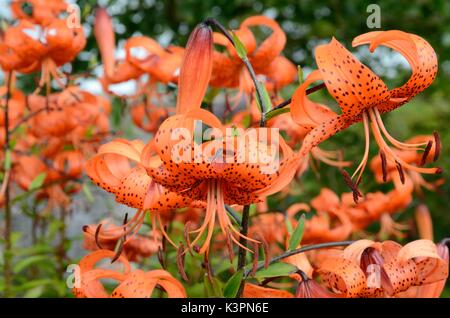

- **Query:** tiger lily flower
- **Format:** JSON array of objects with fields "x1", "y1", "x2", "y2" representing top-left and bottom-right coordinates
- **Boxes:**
[
  {"x1": 85, "y1": 139, "x2": 201, "y2": 247},
  {"x1": 210, "y1": 16, "x2": 296, "y2": 105},
  {"x1": 316, "y1": 239, "x2": 448, "y2": 297},
  {"x1": 83, "y1": 221, "x2": 161, "y2": 262},
  {"x1": 73, "y1": 250, "x2": 186, "y2": 298},
  {"x1": 94, "y1": 8, "x2": 182, "y2": 96},
  {"x1": 0, "y1": 19, "x2": 86, "y2": 90},
  {"x1": 143, "y1": 23, "x2": 298, "y2": 254},
  {"x1": 370, "y1": 135, "x2": 444, "y2": 195},
  {"x1": 291, "y1": 30, "x2": 441, "y2": 192},
  {"x1": 28, "y1": 87, "x2": 110, "y2": 140},
  {"x1": 131, "y1": 103, "x2": 173, "y2": 134},
  {"x1": 11, "y1": 0, "x2": 67, "y2": 25},
  {"x1": 302, "y1": 189, "x2": 353, "y2": 243}
]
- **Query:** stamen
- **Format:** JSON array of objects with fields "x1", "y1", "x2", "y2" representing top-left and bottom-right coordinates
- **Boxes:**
[
  {"x1": 110, "y1": 239, "x2": 124, "y2": 264},
  {"x1": 351, "y1": 112, "x2": 370, "y2": 183},
  {"x1": 433, "y1": 131, "x2": 441, "y2": 161},
  {"x1": 122, "y1": 213, "x2": 128, "y2": 241},
  {"x1": 177, "y1": 243, "x2": 189, "y2": 281},
  {"x1": 184, "y1": 221, "x2": 194, "y2": 257},
  {"x1": 419, "y1": 141, "x2": 433, "y2": 166},
  {"x1": 157, "y1": 246, "x2": 166, "y2": 269},
  {"x1": 94, "y1": 223, "x2": 103, "y2": 249},
  {"x1": 396, "y1": 162, "x2": 405, "y2": 184},
  {"x1": 368, "y1": 108, "x2": 440, "y2": 175},
  {"x1": 340, "y1": 169, "x2": 363, "y2": 203},
  {"x1": 380, "y1": 150, "x2": 388, "y2": 182},
  {"x1": 373, "y1": 107, "x2": 427, "y2": 151}
]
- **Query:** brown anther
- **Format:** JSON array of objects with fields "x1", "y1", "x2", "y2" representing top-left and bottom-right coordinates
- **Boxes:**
[
  {"x1": 94, "y1": 223, "x2": 103, "y2": 249},
  {"x1": 380, "y1": 151, "x2": 388, "y2": 182},
  {"x1": 419, "y1": 141, "x2": 433, "y2": 166},
  {"x1": 110, "y1": 239, "x2": 124, "y2": 264},
  {"x1": 340, "y1": 169, "x2": 362, "y2": 203},
  {"x1": 157, "y1": 246, "x2": 166, "y2": 269},
  {"x1": 395, "y1": 162, "x2": 405, "y2": 184},
  {"x1": 433, "y1": 131, "x2": 441, "y2": 162},
  {"x1": 193, "y1": 245, "x2": 201, "y2": 253},
  {"x1": 177, "y1": 243, "x2": 189, "y2": 282},
  {"x1": 122, "y1": 213, "x2": 128, "y2": 241}
]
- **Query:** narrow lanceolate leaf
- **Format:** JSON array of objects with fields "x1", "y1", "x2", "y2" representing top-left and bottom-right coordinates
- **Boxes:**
[
  {"x1": 223, "y1": 269, "x2": 243, "y2": 298},
  {"x1": 288, "y1": 214, "x2": 306, "y2": 250},
  {"x1": 82, "y1": 183, "x2": 94, "y2": 203},
  {"x1": 285, "y1": 216, "x2": 294, "y2": 236},
  {"x1": 297, "y1": 65, "x2": 304, "y2": 85},
  {"x1": 257, "y1": 82, "x2": 273, "y2": 111},
  {"x1": 255, "y1": 262, "x2": 298, "y2": 280},
  {"x1": 204, "y1": 275, "x2": 223, "y2": 298},
  {"x1": 4, "y1": 149, "x2": 11, "y2": 171},
  {"x1": 266, "y1": 107, "x2": 290, "y2": 121},
  {"x1": 231, "y1": 32, "x2": 247, "y2": 59},
  {"x1": 28, "y1": 172, "x2": 47, "y2": 191}
]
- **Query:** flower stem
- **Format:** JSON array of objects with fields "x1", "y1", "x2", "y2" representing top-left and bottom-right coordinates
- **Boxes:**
[
  {"x1": 236, "y1": 205, "x2": 250, "y2": 298},
  {"x1": 244, "y1": 240, "x2": 354, "y2": 278},
  {"x1": 3, "y1": 71, "x2": 13, "y2": 297},
  {"x1": 203, "y1": 17, "x2": 269, "y2": 127}
]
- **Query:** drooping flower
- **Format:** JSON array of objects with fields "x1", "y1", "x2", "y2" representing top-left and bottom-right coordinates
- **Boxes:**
[
  {"x1": 94, "y1": 8, "x2": 182, "y2": 96},
  {"x1": 316, "y1": 239, "x2": 448, "y2": 297},
  {"x1": 11, "y1": 0, "x2": 67, "y2": 25},
  {"x1": 142, "y1": 23, "x2": 298, "y2": 254},
  {"x1": 210, "y1": 16, "x2": 297, "y2": 105},
  {"x1": 73, "y1": 250, "x2": 186, "y2": 298},
  {"x1": 0, "y1": 18, "x2": 86, "y2": 90},
  {"x1": 290, "y1": 30, "x2": 441, "y2": 192},
  {"x1": 83, "y1": 221, "x2": 161, "y2": 262}
]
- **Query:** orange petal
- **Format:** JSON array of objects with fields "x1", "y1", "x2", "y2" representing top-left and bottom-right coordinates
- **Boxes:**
[{"x1": 176, "y1": 24, "x2": 213, "y2": 114}]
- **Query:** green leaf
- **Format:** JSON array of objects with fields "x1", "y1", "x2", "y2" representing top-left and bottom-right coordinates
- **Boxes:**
[
  {"x1": 204, "y1": 275, "x2": 223, "y2": 298},
  {"x1": 82, "y1": 183, "x2": 94, "y2": 203},
  {"x1": 288, "y1": 214, "x2": 306, "y2": 250},
  {"x1": 23, "y1": 285, "x2": 45, "y2": 298},
  {"x1": 223, "y1": 269, "x2": 243, "y2": 298},
  {"x1": 231, "y1": 32, "x2": 247, "y2": 59},
  {"x1": 297, "y1": 65, "x2": 304, "y2": 85},
  {"x1": 258, "y1": 82, "x2": 273, "y2": 111},
  {"x1": 4, "y1": 149, "x2": 11, "y2": 171},
  {"x1": 254, "y1": 262, "x2": 297, "y2": 280},
  {"x1": 285, "y1": 216, "x2": 293, "y2": 236},
  {"x1": 14, "y1": 255, "x2": 51, "y2": 273},
  {"x1": 28, "y1": 172, "x2": 46, "y2": 191}
]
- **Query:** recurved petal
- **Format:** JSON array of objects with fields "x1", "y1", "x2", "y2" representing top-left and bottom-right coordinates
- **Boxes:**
[
  {"x1": 315, "y1": 37, "x2": 390, "y2": 118},
  {"x1": 243, "y1": 283, "x2": 294, "y2": 298}
]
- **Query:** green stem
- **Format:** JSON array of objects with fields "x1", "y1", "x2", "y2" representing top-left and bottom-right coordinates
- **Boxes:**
[
  {"x1": 203, "y1": 17, "x2": 269, "y2": 126},
  {"x1": 235, "y1": 205, "x2": 250, "y2": 298},
  {"x1": 244, "y1": 240, "x2": 354, "y2": 278},
  {"x1": 3, "y1": 71, "x2": 13, "y2": 297}
]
